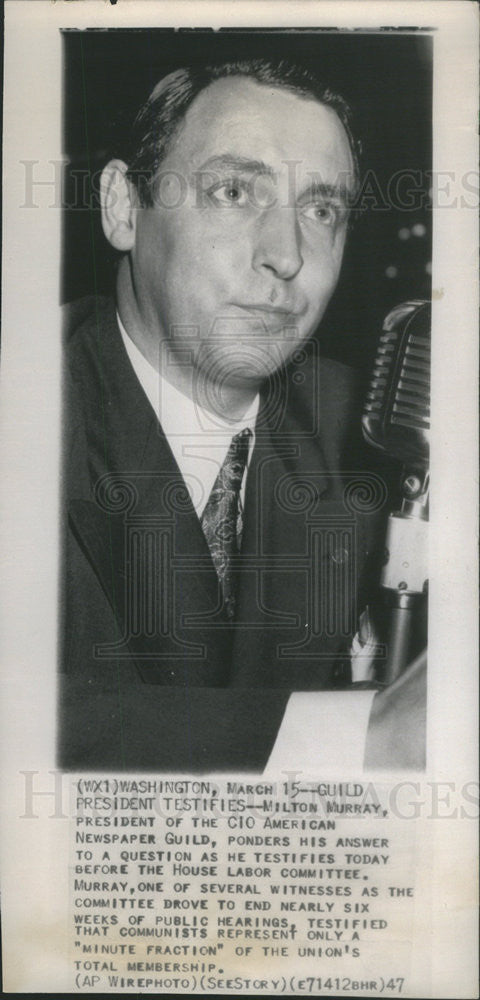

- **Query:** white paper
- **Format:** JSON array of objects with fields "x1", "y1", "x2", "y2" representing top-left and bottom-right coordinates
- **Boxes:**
[{"x1": 1, "y1": 2, "x2": 478, "y2": 996}]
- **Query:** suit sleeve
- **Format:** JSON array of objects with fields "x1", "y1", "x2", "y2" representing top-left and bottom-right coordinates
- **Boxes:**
[{"x1": 58, "y1": 675, "x2": 290, "y2": 773}]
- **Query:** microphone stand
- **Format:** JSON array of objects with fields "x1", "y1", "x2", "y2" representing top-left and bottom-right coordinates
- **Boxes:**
[{"x1": 378, "y1": 465, "x2": 429, "y2": 685}]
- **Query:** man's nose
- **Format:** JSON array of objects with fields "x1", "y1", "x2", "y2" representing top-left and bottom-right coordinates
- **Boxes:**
[{"x1": 251, "y1": 206, "x2": 303, "y2": 281}]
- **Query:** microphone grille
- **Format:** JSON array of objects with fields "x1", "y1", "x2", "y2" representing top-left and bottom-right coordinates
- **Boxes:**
[{"x1": 362, "y1": 301, "x2": 430, "y2": 465}]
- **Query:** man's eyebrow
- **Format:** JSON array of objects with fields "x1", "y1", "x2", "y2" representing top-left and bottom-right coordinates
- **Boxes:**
[
  {"x1": 195, "y1": 154, "x2": 275, "y2": 177},
  {"x1": 298, "y1": 180, "x2": 353, "y2": 206}
]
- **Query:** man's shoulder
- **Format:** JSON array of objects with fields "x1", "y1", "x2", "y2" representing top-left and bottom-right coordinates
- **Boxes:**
[
  {"x1": 317, "y1": 356, "x2": 363, "y2": 457},
  {"x1": 293, "y1": 348, "x2": 362, "y2": 431},
  {"x1": 318, "y1": 354, "x2": 360, "y2": 400},
  {"x1": 62, "y1": 294, "x2": 116, "y2": 347},
  {"x1": 62, "y1": 294, "x2": 124, "y2": 391}
]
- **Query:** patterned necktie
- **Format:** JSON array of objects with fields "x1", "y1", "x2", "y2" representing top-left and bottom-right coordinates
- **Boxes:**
[{"x1": 201, "y1": 427, "x2": 252, "y2": 621}]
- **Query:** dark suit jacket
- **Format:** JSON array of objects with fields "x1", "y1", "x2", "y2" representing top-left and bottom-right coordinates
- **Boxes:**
[{"x1": 59, "y1": 296, "x2": 386, "y2": 771}]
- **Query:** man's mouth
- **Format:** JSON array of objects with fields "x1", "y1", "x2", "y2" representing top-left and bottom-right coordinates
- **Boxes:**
[
  {"x1": 232, "y1": 303, "x2": 304, "y2": 336},
  {"x1": 235, "y1": 302, "x2": 300, "y2": 317}
]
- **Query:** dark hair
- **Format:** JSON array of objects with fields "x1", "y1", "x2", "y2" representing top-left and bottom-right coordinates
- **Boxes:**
[{"x1": 122, "y1": 58, "x2": 361, "y2": 205}]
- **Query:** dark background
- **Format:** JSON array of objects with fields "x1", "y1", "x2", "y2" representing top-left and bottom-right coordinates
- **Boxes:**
[{"x1": 62, "y1": 29, "x2": 432, "y2": 378}]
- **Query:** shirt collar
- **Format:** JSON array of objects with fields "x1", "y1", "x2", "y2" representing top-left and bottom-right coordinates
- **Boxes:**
[{"x1": 117, "y1": 311, "x2": 259, "y2": 437}]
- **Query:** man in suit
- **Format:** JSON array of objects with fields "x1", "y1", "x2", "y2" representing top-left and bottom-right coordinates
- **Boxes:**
[{"x1": 59, "y1": 59, "x2": 425, "y2": 771}]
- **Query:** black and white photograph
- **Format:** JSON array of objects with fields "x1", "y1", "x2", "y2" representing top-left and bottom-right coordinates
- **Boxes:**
[
  {"x1": 59, "y1": 27, "x2": 431, "y2": 773},
  {"x1": 0, "y1": 2, "x2": 477, "y2": 996}
]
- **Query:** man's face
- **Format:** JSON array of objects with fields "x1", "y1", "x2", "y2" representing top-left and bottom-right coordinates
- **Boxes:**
[{"x1": 129, "y1": 77, "x2": 355, "y2": 396}]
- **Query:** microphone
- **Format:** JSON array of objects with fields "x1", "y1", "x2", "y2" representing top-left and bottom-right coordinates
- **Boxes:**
[
  {"x1": 362, "y1": 301, "x2": 430, "y2": 684},
  {"x1": 362, "y1": 300, "x2": 430, "y2": 469}
]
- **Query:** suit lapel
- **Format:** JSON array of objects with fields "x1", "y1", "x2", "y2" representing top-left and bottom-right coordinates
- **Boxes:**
[
  {"x1": 67, "y1": 299, "x2": 233, "y2": 685},
  {"x1": 230, "y1": 348, "x2": 358, "y2": 688}
]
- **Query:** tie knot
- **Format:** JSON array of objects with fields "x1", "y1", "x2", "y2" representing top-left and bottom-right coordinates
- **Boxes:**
[
  {"x1": 222, "y1": 427, "x2": 252, "y2": 491},
  {"x1": 232, "y1": 427, "x2": 253, "y2": 447},
  {"x1": 231, "y1": 425, "x2": 252, "y2": 453}
]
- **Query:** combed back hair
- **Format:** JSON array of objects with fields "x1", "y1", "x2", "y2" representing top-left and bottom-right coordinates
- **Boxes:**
[{"x1": 122, "y1": 58, "x2": 361, "y2": 206}]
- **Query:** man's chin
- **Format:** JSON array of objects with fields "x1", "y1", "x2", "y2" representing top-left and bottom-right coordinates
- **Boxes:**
[{"x1": 198, "y1": 342, "x2": 300, "y2": 383}]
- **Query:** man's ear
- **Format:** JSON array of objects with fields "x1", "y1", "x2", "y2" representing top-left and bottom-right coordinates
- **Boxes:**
[{"x1": 100, "y1": 159, "x2": 137, "y2": 252}]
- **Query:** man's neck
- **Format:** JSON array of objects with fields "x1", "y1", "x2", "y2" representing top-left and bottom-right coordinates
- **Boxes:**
[{"x1": 116, "y1": 262, "x2": 259, "y2": 423}]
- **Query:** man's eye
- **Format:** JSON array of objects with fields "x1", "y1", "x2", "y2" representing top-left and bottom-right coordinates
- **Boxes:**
[
  {"x1": 208, "y1": 180, "x2": 249, "y2": 207},
  {"x1": 301, "y1": 201, "x2": 338, "y2": 226}
]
